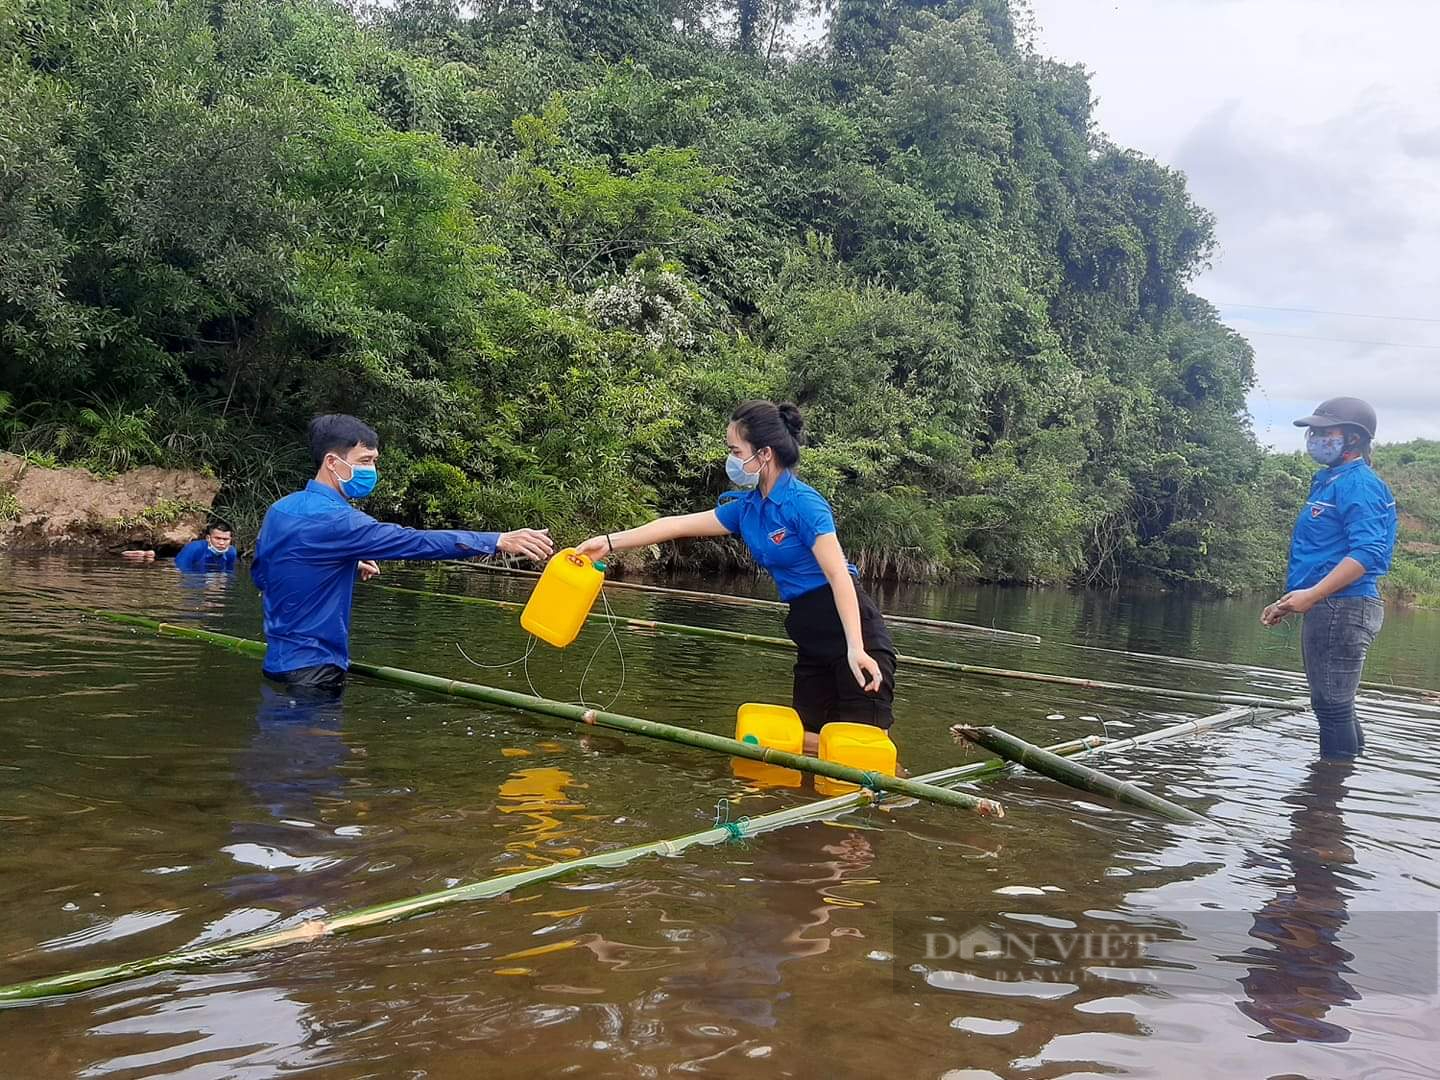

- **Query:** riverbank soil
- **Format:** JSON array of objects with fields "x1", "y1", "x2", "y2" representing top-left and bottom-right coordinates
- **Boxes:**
[{"x1": 0, "y1": 453, "x2": 218, "y2": 554}]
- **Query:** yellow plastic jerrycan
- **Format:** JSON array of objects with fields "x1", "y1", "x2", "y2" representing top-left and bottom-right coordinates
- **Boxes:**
[
  {"x1": 735, "y1": 703, "x2": 805, "y2": 754},
  {"x1": 731, "y1": 758, "x2": 802, "y2": 789},
  {"x1": 732, "y1": 703, "x2": 805, "y2": 789},
  {"x1": 815, "y1": 722, "x2": 898, "y2": 796},
  {"x1": 520, "y1": 549, "x2": 606, "y2": 649}
]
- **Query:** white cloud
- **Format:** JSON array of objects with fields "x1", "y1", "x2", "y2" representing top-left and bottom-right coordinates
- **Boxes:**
[{"x1": 1029, "y1": 0, "x2": 1440, "y2": 444}]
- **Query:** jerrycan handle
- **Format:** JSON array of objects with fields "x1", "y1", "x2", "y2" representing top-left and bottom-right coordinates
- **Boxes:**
[{"x1": 561, "y1": 551, "x2": 606, "y2": 573}]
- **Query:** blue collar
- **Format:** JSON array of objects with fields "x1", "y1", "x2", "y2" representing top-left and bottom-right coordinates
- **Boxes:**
[
  {"x1": 761, "y1": 469, "x2": 798, "y2": 505},
  {"x1": 305, "y1": 479, "x2": 352, "y2": 506},
  {"x1": 1318, "y1": 459, "x2": 1366, "y2": 484}
]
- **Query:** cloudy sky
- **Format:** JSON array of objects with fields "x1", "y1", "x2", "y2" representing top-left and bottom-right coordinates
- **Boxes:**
[{"x1": 1027, "y1": 0, "x2": 1440, "y2": 446}]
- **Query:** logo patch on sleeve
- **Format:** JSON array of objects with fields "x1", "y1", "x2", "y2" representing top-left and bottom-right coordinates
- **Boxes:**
[
  {"x1": 1311, "y1": 505, "x2": 1326, "y2": 519},
  {"x1": 769, "y1": 528, "x2": 788, "y2": 545}
]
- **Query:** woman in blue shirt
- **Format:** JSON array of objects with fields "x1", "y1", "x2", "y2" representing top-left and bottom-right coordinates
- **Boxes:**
[
  {"x1": 579, "y1": 401, "x2": 895, "y2": 752},
  {"x1": 1261, "y1": 397, "x2": 1397, "y2": 759}
]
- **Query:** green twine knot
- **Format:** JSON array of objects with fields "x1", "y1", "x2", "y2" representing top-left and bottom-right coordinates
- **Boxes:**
[
  {"x1": 713, "y1": 798, "x2": 750, "y2": 843},
  {"x1": 860, "y1": 771, "x2": 887, "y2": 797}
]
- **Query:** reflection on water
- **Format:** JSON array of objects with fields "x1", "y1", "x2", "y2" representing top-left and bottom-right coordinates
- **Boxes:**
[
  {"x1": 664, "y1": 829, "x2": 878, "y2": 1030},
  {"x1": 223, "y1": 684, "x2": 354, "y2": 906},
  {"x1": 1237, "y1": 761, "x2": 1368, "y2": 1043},
  {"x1": 497, "y1": 765, "x2": 586, "y2": 861},
  {"x1": 1, "y1": 555, "x2": 1438, "y2": 1078}
]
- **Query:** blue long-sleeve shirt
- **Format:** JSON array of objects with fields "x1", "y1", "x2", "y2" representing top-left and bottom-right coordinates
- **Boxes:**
[
  {"x1": 1286, "y1": 460, "x2": 1397, "y2": 599},
  {"x1": 174, "y1": 539, "x2": 237, "y2": 573},
  {"x1": 251, "y1": 481, "x2": 499, "y2": 674}
]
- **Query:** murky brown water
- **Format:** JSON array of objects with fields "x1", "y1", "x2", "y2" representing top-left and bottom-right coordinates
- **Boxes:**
[{"x1": 2, "y1": 556, "x2": 1438, "y2": 1078}]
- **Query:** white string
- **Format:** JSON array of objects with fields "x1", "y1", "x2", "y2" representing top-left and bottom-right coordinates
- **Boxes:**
[
  {"x1": 455, "y1": 635, "x2": 537, "y2": 670},
  {"x1": 458, "y1": 584, "x2": 627, "y2": 713},
  {"x1": 523, "y1": 635, "x2": 544, "y2": 701},
  {"x1": 575, "y1": 588, "x2": 626, "y2": 713}
]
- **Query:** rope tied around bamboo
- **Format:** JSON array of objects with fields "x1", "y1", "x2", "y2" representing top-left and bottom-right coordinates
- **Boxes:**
[{"x1": 714, "y1": 799, "x2": 750, "y2": 843}]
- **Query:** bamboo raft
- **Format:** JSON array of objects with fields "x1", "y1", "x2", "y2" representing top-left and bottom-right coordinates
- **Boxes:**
[{"x1": 0, "y1": 699, "x2": 1296, "y2": 1004}]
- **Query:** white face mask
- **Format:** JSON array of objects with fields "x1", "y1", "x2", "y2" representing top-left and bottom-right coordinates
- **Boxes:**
[{"x1": 726, "y1": 451, "x2": 762, "y2": 488}]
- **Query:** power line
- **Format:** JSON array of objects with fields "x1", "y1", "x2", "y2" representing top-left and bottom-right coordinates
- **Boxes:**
[
  {"x1": 1242, "y1": 330, "x2": 1440, "y2": 351},
  {"x1": 1214, "y1": 300, "x2": 1440, "y2": 325}
]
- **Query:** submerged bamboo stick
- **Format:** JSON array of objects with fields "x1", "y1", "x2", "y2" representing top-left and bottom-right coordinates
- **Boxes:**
[
  {"x1": 92, "y1": 611, "x2": 1004, "y2": 818},
  {"x1": 952, "y1": 724, "x2": 1213, "y2": 825},
  {"x1": 378, "y1": 584, "x2": 1305, "y2": 711},
  {"x1": 928, "y1": 703, "x2": 1302, "y2": 788},
  {"x1": 0, "y1": 823, "x2": 756, "y2": 1004},
  {"x1": 457, "y1": 559, "x2": 1043, "y2": 642},
  {"x1": 1069, "y1": 703, "x2": 1305, "y2": 756}
]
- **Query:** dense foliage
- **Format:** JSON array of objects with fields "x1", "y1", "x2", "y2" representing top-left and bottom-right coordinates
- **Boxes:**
[
  {"x1": 0, "y1": 0, "x2": 1417, "y2": 596},
  {"x1": 1373, "y1": 441, "x2": 1440, "y2": 606}
]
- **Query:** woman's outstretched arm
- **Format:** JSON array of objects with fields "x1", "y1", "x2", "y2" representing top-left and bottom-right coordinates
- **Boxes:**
[{"x1": 577, "y1": 511, "x2": 731, "y2": 560}]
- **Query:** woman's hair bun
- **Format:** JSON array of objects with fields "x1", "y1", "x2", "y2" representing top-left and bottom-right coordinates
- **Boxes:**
[{"x1": 777, "y1": 402, "x2": 804, "y2": 441}]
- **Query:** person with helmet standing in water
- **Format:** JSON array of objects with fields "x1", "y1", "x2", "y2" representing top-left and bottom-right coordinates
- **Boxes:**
[
  {"x1": 1262, "y1": 397, "x2": 1397, "y2": 759},
  {"x1": 577, "y1": 400, "x2": 896, "y2": 755}
]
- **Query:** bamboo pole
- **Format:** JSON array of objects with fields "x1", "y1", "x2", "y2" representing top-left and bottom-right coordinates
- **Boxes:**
[
  {"x1": 0, "y1": 702, "x2": 1295, "y2": 1005},
  {"x1": 1062, "y1": 641, "x2": 1438, "y2": 698},
  {"x1": 925, "y1": 703, "x2": 1301, "y2": 787},
  {"x1": 455, "y1": 560, "x2": 1042, "y2": 643},
  {"x1": 1069, "y1": 703, "x2": 1305, "y2": 756},
  {"x1": 92, "y1": 611, "x2": 1004, "y2": 818},
  {"x1": 377, "y1": 584, "x2": 1305, "y2": 711},
  {"x1": 952, "y1": 724, "x2": 1213, "y2": 825}
]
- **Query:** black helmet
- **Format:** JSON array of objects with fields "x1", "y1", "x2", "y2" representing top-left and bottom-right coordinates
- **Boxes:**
[{"x1": 1293, "y1": 396, "x2": 1377, "y2": 439}]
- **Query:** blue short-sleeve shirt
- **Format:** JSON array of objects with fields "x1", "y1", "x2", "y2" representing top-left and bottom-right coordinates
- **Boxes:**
[
  {"x1": 1286, "y1": 459, "x2": 1397, "y2": 599},
  {"x1": 714, "y1": 471, "x2": 856, "y2": 601}
]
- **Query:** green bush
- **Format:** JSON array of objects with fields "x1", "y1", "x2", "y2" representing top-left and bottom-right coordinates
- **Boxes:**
[{"x1": 1384, "y1": 559, "x2": 1440, "y2": 609}]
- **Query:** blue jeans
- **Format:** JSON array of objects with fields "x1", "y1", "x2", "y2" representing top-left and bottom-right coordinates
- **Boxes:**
[{"x1": 1300, "y1": 596, "x2": 1384, "y2": 759}]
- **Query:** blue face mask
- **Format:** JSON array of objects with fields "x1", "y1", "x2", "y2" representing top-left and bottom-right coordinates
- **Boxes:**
[
  {"x1": 726, "y1": 451, "x2": 761, "y2": 488},
  {"x1": 206, "y1": 543, "x2": 226, "y2": 557},
  {"x1": 331, "y1": 457, "x2": 379, "y2": 499},
  {"x1": 1306, "y1": 432, "x2": 1346, "y2": 467}
]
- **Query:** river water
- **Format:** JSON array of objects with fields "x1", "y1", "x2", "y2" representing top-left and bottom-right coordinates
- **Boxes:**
[{"x1": 2, "y1": 556, "x2": 1437, "y2": 1078}]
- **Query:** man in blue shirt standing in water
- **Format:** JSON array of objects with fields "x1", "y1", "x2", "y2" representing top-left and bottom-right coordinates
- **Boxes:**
[
  {"x1": 122, "y1": 522, "x2": 237, "y2": 570},
  {"x1": 174, "y1": 523, "x2": 239, "y2": 573},
  {"x1": 1262, "y1": 397, "x2": 1397, "y2": 759},
  {"x1": 252, "y1": 415, "x2": 553, "y2": 693}
]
